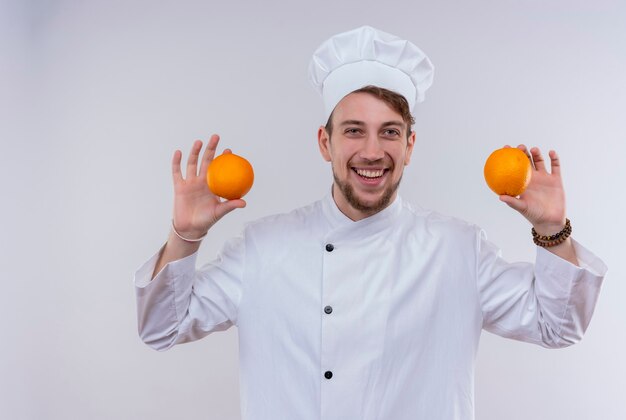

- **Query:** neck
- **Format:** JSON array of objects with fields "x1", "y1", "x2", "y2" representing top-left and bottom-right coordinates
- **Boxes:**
[{"x1": 331, "y1": 184, "x2": 398, "y2": 221}]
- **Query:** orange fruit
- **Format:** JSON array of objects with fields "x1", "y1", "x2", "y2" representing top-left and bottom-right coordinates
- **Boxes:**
[
  {"x1": 207, "y1": 153, "x2": 254, "y2": 200},
  {"x1": 484, "y1": 147, "x2": 532, "y2": 196}
]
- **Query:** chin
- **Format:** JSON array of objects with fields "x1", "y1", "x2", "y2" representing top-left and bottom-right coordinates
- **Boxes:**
[
  {"x1": 346, "y1": 186, "x2": 396, "y2": 214},
  {"x1": 334, "y1": 170, "x2": 402, "y2": 215}
]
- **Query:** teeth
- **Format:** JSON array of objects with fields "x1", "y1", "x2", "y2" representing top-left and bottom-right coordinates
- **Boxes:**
[{"x1": 355, "y1": 168, "x2": 384, "y2": 178}]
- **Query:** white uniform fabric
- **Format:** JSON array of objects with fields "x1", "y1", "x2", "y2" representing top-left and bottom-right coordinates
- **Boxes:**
[{"x1": 134, "y1": 194, "x2": 606, "y2": 420}]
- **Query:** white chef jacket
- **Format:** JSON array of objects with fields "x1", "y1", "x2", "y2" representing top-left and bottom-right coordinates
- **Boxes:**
[{"x1": 134, "y1": 194, "x2": 606, "y2": 420}]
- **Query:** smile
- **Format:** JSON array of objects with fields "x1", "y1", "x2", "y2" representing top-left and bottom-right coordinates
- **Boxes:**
[{"x1": 353, "y1": 168, "x2": 387, "y2": 179}]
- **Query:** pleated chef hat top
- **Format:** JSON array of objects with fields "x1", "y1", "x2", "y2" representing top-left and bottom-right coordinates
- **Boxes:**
[{"x1": 308, "y1": 25, "x2": 434, "y2": 122}]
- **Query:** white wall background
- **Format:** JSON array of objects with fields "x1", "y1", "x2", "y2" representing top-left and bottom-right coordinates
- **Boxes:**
[{"x1": 2, "y1": 0, "x2": 625, "y2": 419}]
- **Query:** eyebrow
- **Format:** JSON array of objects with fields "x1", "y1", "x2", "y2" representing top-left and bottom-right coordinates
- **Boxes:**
[
  {"x1": 339, "y1": 120, "x2": 365, "y2": 126},
  {"x1": 338, "y1": 120, "x2": 405, "y2": 127},
  {"x1": 381, "y1": 121, "x2": 405, "y2": 129}
]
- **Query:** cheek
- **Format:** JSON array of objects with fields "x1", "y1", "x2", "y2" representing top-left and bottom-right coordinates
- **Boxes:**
[
  {"x1": 334, "y1": 157, "x2": 351, "y2": 172},
  {"x1": 390, "y1": 147, "x2": 409, "y2": 168},
  {"x1": 332, "y1": 148, "x2": 354, "y2": 167}
]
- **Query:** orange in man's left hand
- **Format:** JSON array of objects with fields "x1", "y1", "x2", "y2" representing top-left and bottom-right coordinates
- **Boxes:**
[
  {"x1": 207, "y1": 153, "x2": 255, "y2": 200},
  {"x1": 483, "y1": 147, "x2": 532, "y2": 197}
]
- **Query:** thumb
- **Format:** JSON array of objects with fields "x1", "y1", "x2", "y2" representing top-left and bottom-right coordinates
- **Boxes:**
[
  {"x1": 215, "y1": 199, "x2": 247, "y2": 219},
  {"x1": 499, "y1": 195, "x2": 527, "y2": 213}
]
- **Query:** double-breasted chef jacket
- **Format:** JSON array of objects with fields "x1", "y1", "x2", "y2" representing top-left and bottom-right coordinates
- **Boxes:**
[{"x1": 135, "y1": 194, "x2": 606, "y2": 420}]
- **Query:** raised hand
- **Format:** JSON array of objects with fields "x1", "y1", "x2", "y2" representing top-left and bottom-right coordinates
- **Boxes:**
[
  {"x1": 171, "y1": 134, "x2": 246, "y2": 240},
  {"x1": 499, "y1": 145, "x2": 567, "y2": 236}
]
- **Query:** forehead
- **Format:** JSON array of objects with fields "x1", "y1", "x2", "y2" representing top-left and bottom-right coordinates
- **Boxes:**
[{"x1": 331, "y1": 92, "x2": 403, "y2": 123}]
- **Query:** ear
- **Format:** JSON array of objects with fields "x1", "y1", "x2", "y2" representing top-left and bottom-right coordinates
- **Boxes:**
[
  {"x1": 404, "y1": 131, "x2": 416, "y2": 166},
  {"x1": 318, "y1": 126, "x2": 332, "y2": 162}
]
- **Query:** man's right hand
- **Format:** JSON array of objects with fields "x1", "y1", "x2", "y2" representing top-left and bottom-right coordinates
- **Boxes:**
[
  {"x1": 171, "y1": 134, "x2": 246, "y2": 240},
  {"x1": 151, "y1": 135, "x2": 246, "y2": 280}
]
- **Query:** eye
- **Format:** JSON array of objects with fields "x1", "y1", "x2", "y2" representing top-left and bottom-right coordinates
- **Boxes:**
[
  {"x1": 344, "y1": 128, "x2": 363, "y2": 136},
  {"x1": 382, "y1": 129, "x2": 401, "y2": 137}
]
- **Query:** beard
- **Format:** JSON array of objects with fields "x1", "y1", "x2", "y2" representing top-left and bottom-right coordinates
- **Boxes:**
[{"x1": 332, "y1": 168, "x2": 402, "y2": 217}]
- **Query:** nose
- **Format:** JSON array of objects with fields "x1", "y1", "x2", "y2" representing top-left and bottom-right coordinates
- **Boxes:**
[{"x1": 359, "y1": 134, "x2": 385, "y2": 162}]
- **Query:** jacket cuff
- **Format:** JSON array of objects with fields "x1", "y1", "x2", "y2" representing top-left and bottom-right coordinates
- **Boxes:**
[
  {"x1": 134, "y1": 243, "x2": 199, "y2": 288},
  {"x1": 535, "y1": 238, "x2": 608, "y2": 280}
]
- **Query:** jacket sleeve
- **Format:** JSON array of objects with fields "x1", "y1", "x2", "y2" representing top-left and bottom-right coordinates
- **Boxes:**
[
  {"x1": 476, "y1": 229, "x2": 607, "y2": 348},
  {"x1": 134, "y1": 235, "x2": 245, "y2": 351}
]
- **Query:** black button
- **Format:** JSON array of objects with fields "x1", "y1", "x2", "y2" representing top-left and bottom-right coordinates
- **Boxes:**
[
  {"x1": 325, "y1": 243, "x2": 334, "y2": 252},
  {"x1": 324, "y1": 305, "x2": 333, "y2": 314},
  {"x1": 324, "y1": 371, "x2": 333, "y2": 379}
]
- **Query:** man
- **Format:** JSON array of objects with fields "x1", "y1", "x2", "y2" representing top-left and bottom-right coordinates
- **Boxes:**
[{"x1": 135, "y1": 26, "x2": 606, "y2": 419}]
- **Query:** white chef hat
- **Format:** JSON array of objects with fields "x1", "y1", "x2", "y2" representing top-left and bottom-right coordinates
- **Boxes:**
[{"x1": 308, "y1": 25, "x2": 434, "y2": 122}]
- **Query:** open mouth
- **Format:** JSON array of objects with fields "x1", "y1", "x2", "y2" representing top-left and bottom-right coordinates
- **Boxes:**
[{"x1": 352, "y1": 168, "x2": 388, "y2": 180}]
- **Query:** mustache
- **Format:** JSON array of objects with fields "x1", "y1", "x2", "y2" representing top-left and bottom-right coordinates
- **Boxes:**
[{"x1": 348, "y1": 159, "x2": 393, "y2": 168}]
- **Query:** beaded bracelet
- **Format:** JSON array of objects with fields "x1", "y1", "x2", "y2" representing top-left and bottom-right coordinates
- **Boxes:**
[
  {"x1": 531, "y1": 219, "x2": 572, "y2": 248},
  {"x1": 171, "y1": 220, "x2": 208, "y2": 243}
]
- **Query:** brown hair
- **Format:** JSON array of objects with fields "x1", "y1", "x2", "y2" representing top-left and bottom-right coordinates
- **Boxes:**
[{"x1": 324, "y1": 85, "x2": 415, "y2": 138}]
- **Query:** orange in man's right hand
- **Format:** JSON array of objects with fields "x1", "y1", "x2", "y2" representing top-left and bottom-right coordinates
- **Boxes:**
[
  {"x1": 207, "y1": 153, "x2": 255, "y2": 200},
  {"x1": 483, "y1": 147, "x2": 532, "y2": 197}
]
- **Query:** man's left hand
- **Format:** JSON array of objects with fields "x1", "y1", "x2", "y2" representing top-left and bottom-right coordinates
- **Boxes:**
[{"x1": 499, "y1": 145, "x2": 567, "y2": 237}]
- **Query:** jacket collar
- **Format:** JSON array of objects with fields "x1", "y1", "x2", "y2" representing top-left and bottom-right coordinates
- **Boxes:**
[{"x1": 321, "y1": 190, "x2": 403, "y2": 236}]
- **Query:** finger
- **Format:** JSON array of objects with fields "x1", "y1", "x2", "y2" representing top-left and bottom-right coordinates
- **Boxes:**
[
  {"x1": 518, "y1": 144, "x2": 535, "y2": 170},
  {"x1": 549, "y1": 150, "x2": 561, "y2": 176},
  {"x1": 503, "y1": 144, "x2": 512, "y2": 149},
  {"x1": 530, "y1": 147, "x2": 546, "y2": 172},
  {"x1": 172, "y1": 150, "x2": 183, "y2": 183},
  {"x1": 223, "y1": 148, "x2": 233, "y2": 155},
  {"x1": 499, "y1": 194, "x2": 528, "y2": 213},
  {"x1": 215, "y1": 199, "x2": 247, "y2": 219},
  {"x1": 186, "y1": 140, "x2": 203, "y2": 179},
  {"x1": 199, "y1": 134, "x2": 220, "y2": 178}
]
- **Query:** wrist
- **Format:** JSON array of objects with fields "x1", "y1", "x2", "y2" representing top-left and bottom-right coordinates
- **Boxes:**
[
  {"x1": 167, "y1": 229, "x2": 203, "y2": 254},
  {"x1": 532, "y1": 219, "x2": 567, "y2": 237},
  {"x1": 532, "y1": 218, "x2": 572, "y2": 248},
  {"x1": 171, "y1": 220, "x2": 208, "y2": 242}
]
